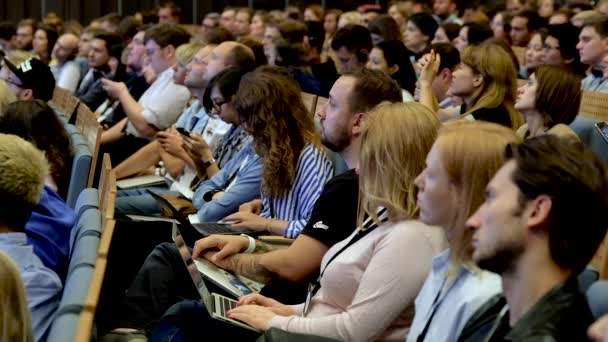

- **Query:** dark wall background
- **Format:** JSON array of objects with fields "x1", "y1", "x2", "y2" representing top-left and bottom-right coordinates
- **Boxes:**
[{"x1": 0, "y1": 0, "x2": 386, "y2": 26}]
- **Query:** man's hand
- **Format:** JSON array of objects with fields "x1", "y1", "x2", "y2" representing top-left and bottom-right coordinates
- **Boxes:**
[
  {"x1": 224, "y1": 212, "x2": 270, "y2": 232},
  {"x1": 192, "y1": 235, "x2": 249, "y2": 261},
  {"x1": 182, "y1": 133, "x2": 214, "y2": 170},
  {"x1": 239, "y1": 199, "x2": 263, "y2": 215},
  {"x1": 589, "y1": 314, "x2": 608, "y2": 342},
  {"x1": 157, "y1": 131, "x2": 186, "y2": 159},
  {"x1": 101, "y1": 79, "x2": 129, "y2": 99}
]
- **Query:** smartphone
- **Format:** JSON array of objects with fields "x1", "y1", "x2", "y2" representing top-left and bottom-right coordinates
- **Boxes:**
[
  {"x1": 595, "y1": 122, "x2": 608, "y2": 144},
  {"x1": 176, "y1": 127, "x2": 190, "y2": 137}
]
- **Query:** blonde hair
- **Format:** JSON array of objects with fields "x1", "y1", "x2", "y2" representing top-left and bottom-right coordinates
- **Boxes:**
[
  {"x1": 175, "y1": 41, "x2": 205, "y2": 66},
  {"x1": 0, "y1": 251, "x2": 34, "y2": 342},
  {"x1": 358, "y1": 102, "x2": 440, "y2": 226},
  {"x1": 338, "y1": 11, "x2": 366, "y2": 28},
  {"x1": 435, "y1": 121, "x2": 520, "y2": 266},
  {"x1": 5, "y1": 50, "x2": 38, "y2": 65},
  {"x1": 461, "y1": 43, "x2": 523, "y2": 129},
  {"x1": 0, "y1": 80, "x2": 16, "y2": 113}
]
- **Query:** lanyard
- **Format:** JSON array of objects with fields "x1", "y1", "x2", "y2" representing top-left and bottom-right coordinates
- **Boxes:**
[
  {"x1": 302, "y1": 208, "x2": 388, "y2": 316},
  {"x1": 416, "y1": 277, "x2": 449, "y2": 341}
]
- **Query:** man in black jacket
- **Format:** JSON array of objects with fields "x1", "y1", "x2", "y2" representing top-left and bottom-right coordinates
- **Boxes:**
[{"x1": 459, "y1": 135, "x2": 608, "y2": 341}]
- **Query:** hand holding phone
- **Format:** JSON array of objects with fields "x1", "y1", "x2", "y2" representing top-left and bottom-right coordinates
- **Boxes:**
[{"x1": 176, "y1": 127, "x2": 190, "y2": 138}]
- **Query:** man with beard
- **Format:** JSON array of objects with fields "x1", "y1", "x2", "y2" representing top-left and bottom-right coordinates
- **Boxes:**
[{"x1": 459, "y1": 135, "x2": 608, "y2": 341}]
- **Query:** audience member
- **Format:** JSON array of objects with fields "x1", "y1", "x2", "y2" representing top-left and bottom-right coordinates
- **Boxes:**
[
  {"x1": 403, "y1": 13, "x2": 438, "y2": 60},
  {"x1": 548, "y1": 7, "x2": 572, "y2": 24},
  {"x1": 32, "y1": 24, "x2": 58, "y2": 64},
  {"x1": 510, "y1": 9, "x2": 543, "y2": 46},
  {"x1": 544, "y1": 23, "x2": 586, "y2": 75},
  {"x1": 366, "y1": 40, "x2": 417, "y2": 100},
  {"x1": 233, "y1": 8, "x2": 253, "y2": 39},
  {"x1": 388, "y1": 0, "x2": 413, "y2": 31},
  {"x1": 220, "y1": 8, "x2": 237, "y2": 34},
  {"x1": 578, "y1": 16, "x2": 608, "y2": 92},
  {"x1": 158, "y1": 2, "x2": 181, "y2": 24},
  {"x1": 15, "y1": 19, "x2": 36, "y2": 51},
  {"x1": 0, "y1": 251, "x2": 33, "y2": 342},
  {"x1": 515, "y1": 65, "x2": 580, "y2": 140},
  {"x1": 454, "y1": 22, "x2": 494, "y2": 52},
  {"x1": 201, "y1": 12, "x2": 220, "y2": 37},
  {"x1": 75, "y1": 26, "x2": 103, "y2": 77},
  {"x1": 50, "y1": 32, "x2": 81, "y2": 93},
  {"x1": 0, "y1": 133, "x2": 62, "y2": 342},
  {"x1": 304, "y1": 4, "x2": 324, "y2": 22},
  {"x1": 460, "y1": 135, "x2": 608, "y2": 341},
  {"x1": 0, "y1": 79, "x2": 15, "y2": 112},
  {"x1": 337, "y1": 11, "x2": 366, "y2": 28},
  {"x1": 408, "y1": 121, "x2": 519, "y2": 342},
  {"x1": 0, "y1": 55, "x2": 55, "y2": 102},
  {"x1": 262, "y1": 19, "x2": 307, "y2": 66},
  {"x1": 368, "y1": 14, "x2": 403, "y2": 45},
  {"x1": 172, "y1": 41, "x2": 204, "y2": 85},
  {"x1": 249, "y1": 10, "x2": 269, "y2": 40},
  {"x1": 490, "y1": 11, "x2": 511, "y2": 42},
  {"x1": 76, "y1": 32, "x2": 125, "y2": 110},
  {"x1": 0, "y1": 21, "x2": 16, "y2": 51},
  {"x1": 416, "y1": 42, "x2": 461, "y2": 115},
  {"x1": 150, "y1": 101, "x2": 445, "y2": 341},
  {"x1": 522, "y1": 28, "x2": 547, "y2": 77},
  {"x1": 99, "y1": 24, "x2": 190, "y2": 166},
  {"x1": 331, "y1": 24, "x2": 373, "y2": 74},
  {"x1": 426, "y1": 42, "x2": 522, "y2": 128},
  {"x1": 98, "y1": 13, "x2": 122, "y2": 34},
  {"x1": 432, "y1": 22, "x2": 461, "y2": 44},
  {"x1": 433, "y1": 0, "x2": 463, "y2": 25}
]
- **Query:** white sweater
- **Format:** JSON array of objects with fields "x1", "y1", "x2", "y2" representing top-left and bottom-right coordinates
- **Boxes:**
[{"x1": 269, "y1": 220, "x2": 447, "y2": 341}]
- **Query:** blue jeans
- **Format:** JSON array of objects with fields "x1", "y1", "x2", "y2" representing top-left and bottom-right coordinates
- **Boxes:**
[
  {"x1": 115, "y1": 185, "x2": 178, "y2": 216},
  {"x1": 149, "y1": 299, "x2": 261, "y2": 342}
]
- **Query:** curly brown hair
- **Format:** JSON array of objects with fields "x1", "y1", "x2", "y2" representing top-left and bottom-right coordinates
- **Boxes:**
[{"x1": 234, "y1": 66, "x2": 319, "y2": 198}]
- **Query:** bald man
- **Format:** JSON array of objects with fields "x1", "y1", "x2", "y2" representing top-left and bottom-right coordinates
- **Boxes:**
[{"x1": 51, "y1": 33, "x2": 82, "y2": 93}]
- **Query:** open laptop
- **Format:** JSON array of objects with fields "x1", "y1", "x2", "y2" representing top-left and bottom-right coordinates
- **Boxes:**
[
  {"x1": 146, "y1": 189, "x2": 260, "y2": 243},
  {"x1": 174, "y1": 223, "x2": 260, "y2": 332},
  {"x1": 596, "y1": 122, "x2": 608, "y2": 144}
]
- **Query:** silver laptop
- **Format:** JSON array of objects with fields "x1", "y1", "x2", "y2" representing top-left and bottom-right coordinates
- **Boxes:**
[{"x1": 174, "y1": 223, "x2": 260, "y2": 332}]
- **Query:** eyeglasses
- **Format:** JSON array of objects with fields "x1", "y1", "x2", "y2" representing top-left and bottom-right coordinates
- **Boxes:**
[{"x1": 212, "y1": 98, "x2": 230, "y2": 113}]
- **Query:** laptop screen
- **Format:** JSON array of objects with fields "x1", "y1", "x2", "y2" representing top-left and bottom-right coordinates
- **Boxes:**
[{"x1": 174, "y1": 223, "x2": 213, "y2": 306}]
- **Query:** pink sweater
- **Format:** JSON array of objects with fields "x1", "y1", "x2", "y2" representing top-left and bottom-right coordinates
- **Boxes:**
[{"x1": 269, "y1": 220, "x2": 447, "y2": 341}]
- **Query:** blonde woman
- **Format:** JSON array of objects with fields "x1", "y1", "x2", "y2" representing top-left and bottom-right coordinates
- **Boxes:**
[
  {"x1": 408, "y1": 121, "x2": 520, "y2": 341},
  {"x1": 337, "y1": 11, "x2": 366, "y2": 29},
  {"x1": 149, "y1": 102, "x2": 447, "y2": 341},
  {"x1": 420, "y1": 42, "x2": 523, "y2": 130},
  {"x1": 173, "y1": 41, "x2": 205, "y2": 86},
  {"x1": 0, "y1": 251, "x2": 33, "y2": 342}
]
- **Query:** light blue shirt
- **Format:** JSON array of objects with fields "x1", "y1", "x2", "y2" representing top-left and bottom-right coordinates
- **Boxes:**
[
  {"x1": 406, "y1": 249, "x2": 502, "y2": 342},
  {"x1": 582, "y1": 68, "x2": 608, "y2": 93},
  {"x1": 193, "y1": 142, "x2": 262, "y2": 221},
  {"x1": 175, "y1": 100, "x2": 208, "y2": 133},
  {"x1": 260, "y1": 144, "x2": 334, "y2": 238},
  {"x1": 0, "y1": 233, "x2": 62, "y2": 342}
]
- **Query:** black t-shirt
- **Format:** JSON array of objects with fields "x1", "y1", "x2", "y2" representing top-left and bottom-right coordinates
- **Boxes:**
[
  {"x1": 461, "y1": 104, "x2": 513, "y2": 128},
  {"x1": 299, "y1": 169, "x2": 359, "y2": 248}
]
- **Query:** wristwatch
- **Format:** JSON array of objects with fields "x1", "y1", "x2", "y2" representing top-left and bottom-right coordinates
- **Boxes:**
[{"x1": 202, "y1": 158, "x2": 216, "y2": 169}]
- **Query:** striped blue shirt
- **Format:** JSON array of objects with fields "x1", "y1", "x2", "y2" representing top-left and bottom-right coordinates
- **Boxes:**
[{"x1": 260, "y1": 144, "x2": 334, "y2": 238}]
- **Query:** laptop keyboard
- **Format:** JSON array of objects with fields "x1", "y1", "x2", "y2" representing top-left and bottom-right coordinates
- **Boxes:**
[
  {"x1": 220, "y1": 296, "x2": 237, "y2": 314},
  {"x1": 203, "y1": 223, "x2": 238, "y2": 234}
]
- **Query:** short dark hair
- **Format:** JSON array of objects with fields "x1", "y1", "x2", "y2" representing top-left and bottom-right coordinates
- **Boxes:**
[
  {"x1": 93, "y1": 32, "x2": 124, "y2": 59},
  {"x1": 546, "y1": 23, "x2": 585, "y2": 75},
  {"x1": 202, "y1": 67, "x2": 247, "y2": 113},
  {"x1": 368, "y1": 15, "x2": 402, "y2": 42},
  {"x1": 0, "y1": 22, "x2": 16, "y2": 41},
  {"x1": 425, "y1": 42, "x2": 461, "y2": 71},
  {"x1": 159, "y1": 2, "x2": 182, "y2": 17},
  {"x1": 17, "y1": 18, "x2": 37, "y2": 30},
  {"x1": 583, "y1": 15, "x2": 608, "y2": 39},
  {"x1": 226, "y1": 43, "x2": 257, "y2": 71},
  {"x1": 375, "y1": 40, "x2": 417, "y2": 93},
  {"x1": 506, "y1": 135, "x2": 608, "y2": 273},
  {"x1": 144, "y1": 23, "x2": 190, "y2": 48},
  {"x1": 465, "y1": 22, "x2": 494, "y2": 46},
  {"x1": 205, "y1": 27, "x2": 235, "y2": 45},
  {"x1": 342, "y1": 68, "x2": 403, "y2": 113},
  {"x1": 408, "y1": 13, "x2": 438, "y2": 42},
  {"x1": 441, "y1": 22, "x2": 461, "y2": 41},
  {"x1": 331, "y1": 24, "x2": 373, "y2": 62},
  {"x1": 514, "y1": 9, "x2": 543, "y2": 32},
  {"x1": 276, "y1": 19, "x2": 308, "y2": 44}
]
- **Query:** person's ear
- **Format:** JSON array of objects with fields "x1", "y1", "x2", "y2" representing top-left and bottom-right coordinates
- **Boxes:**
[
  {"x1": 473, "y1": 73, "x2": 484, "y2": 88},
  {"x1": 388, "y1": 64, "x2": 399, "y2": 75},
  {"x1": 164, "y1": 44, "x2": 176, "y2": 58},
  {"x1": 351, "y1": 112, "x2": 366, "y2": 136},
  {"x1": 526, "y1": 194, "x2": 552, "y2": 231},
  {"x1": 20, "y1": 88, "x2": 33, "y2": 100}
]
